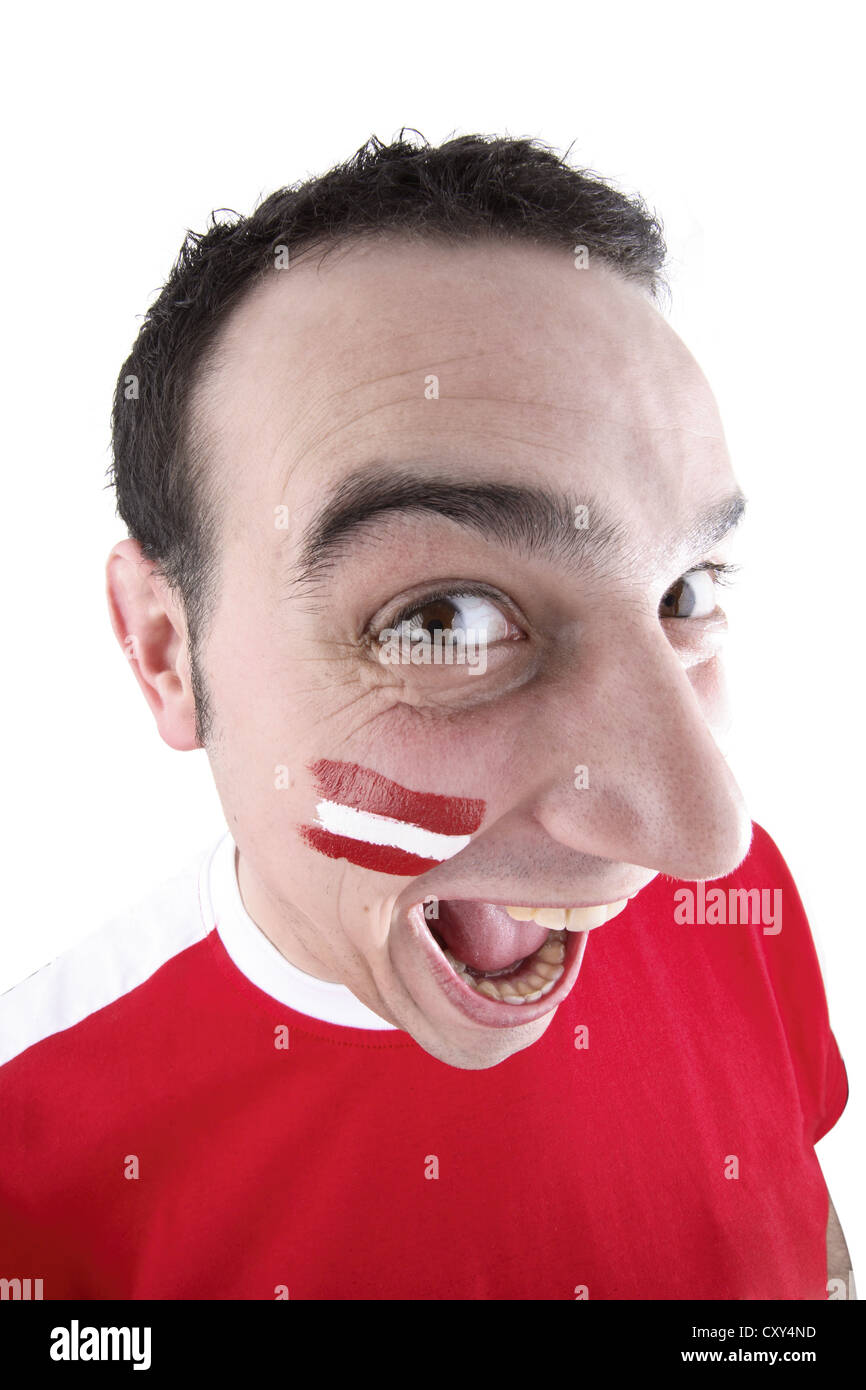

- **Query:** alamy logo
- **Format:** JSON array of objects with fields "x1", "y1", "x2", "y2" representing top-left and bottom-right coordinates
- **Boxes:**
[
  {"x1": 673, "y1": 883, "x2": 782, "y2": 935},
  {"x1": 378, "y1": 623, "x2": 488, "y2": 674},
  {"x1": 49, "y1": 1320, "x2": 152, "y2": 1371}
]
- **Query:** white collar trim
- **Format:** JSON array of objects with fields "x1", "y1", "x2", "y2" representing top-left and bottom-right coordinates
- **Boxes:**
[{"x1": 202, "y1": 831, "x2": 398, "y2": 1030}]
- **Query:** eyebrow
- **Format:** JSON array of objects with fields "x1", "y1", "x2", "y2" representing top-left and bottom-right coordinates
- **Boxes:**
[{"x1": 294, "y1": 465, "x2": 746, "y2": 588}]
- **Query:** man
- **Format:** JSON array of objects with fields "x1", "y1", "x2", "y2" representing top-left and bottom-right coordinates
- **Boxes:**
[{"x1": 0, "y1": 133, "x2": 852, "y2": 1299}]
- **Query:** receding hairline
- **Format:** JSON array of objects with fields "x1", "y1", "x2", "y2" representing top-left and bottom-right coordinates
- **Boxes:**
[{"x1": 183, "y1": 226, "x2": 663, "y2": 503}]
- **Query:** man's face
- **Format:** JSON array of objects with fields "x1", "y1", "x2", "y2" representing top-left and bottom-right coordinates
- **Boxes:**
[{"x1": 179, "y1": 236, "x2": 751, "y2": 1069}]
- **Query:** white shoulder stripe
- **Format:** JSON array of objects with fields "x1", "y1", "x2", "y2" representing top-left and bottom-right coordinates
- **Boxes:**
[{"x1": 0, "y1": 839, "x2": 218, "y2": 1069}]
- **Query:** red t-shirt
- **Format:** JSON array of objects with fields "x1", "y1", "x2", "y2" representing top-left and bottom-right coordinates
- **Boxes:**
[{"x1": 0, "y1": 821, "x2": 848, "y2": 1300}]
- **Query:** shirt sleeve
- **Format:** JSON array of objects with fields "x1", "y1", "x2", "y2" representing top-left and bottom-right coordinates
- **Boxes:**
[{"x1": 750, "y1": 822, "x2": 849, "y2": 1146}]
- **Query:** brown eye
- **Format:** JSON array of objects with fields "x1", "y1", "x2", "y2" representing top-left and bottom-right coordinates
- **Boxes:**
[
  {"x1": 660, "y1": 569, "x2": 717, "y2": 619},
  {"x1": 409, "y1": 600, "x2": 461, "y2": 636},
  {"x1": 388, "y1": 593, "x2": 521, "y2": 643}
]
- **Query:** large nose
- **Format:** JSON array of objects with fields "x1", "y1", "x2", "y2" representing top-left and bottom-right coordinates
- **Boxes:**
[{"x1": 529, "y1": 615, "x2": 752, "y2": 881}]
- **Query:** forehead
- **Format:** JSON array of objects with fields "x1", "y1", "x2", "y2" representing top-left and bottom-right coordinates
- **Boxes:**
[{"x1": 196, "y1": 235, "x2": 735, "y2": 547}]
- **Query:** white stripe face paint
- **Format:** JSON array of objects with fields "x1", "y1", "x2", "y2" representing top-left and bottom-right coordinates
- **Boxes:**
[{"x1": 314, "y1": 799, "x2": 472, "y2": 861}]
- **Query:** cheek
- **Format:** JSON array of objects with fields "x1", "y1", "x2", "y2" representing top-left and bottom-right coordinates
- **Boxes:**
[
  {"x1": 300, "y1": 757, "x2": 487, "y2": 877},
  {"x1": 688, "y1": 654, "x2": 731, "y2": 732}
]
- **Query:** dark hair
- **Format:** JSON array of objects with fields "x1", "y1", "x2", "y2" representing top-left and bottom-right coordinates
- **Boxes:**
[{"x1": 107, "y1": 130, "x2": 667, "y2": 744}]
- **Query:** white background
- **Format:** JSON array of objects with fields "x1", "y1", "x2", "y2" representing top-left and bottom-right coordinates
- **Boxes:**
[{"x1": 2, "y1": 0, "x2": 862, "y2": 1283}]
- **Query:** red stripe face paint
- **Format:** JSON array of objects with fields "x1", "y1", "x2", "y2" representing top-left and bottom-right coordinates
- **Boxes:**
[{"x1": 300, "y1": 759, "x2": 486, "y2": 876}]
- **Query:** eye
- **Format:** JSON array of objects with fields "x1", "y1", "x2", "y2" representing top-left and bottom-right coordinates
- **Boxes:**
[
  {"x1": 391, "y1": 592, "x2": 522, "y2": 642},
  {"x1": 660, "y1": 567, "x2": 721, "y2": 619}
]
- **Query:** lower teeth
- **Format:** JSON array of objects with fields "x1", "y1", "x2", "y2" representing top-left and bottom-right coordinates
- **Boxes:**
[{"x1": 440, "y1": 931, "x2": 567, "y2": 1004}]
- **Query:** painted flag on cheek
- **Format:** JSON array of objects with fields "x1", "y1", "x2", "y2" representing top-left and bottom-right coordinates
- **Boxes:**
[{"x1": 300, "y1": 759, "x2": 486, "y2": 875}]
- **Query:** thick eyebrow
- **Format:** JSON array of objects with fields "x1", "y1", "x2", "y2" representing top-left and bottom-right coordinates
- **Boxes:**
[
  {"x1": 677, "y1": 490, "x2": 747, "y2": 565},
  {"x1": 293, "y1": 465, "x2": 746, "y2": 588}
]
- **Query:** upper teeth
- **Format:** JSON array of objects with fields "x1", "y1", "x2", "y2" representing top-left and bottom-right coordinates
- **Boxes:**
[{"x1": 504, "y1": 901, "x2": 628, "y2": 931}]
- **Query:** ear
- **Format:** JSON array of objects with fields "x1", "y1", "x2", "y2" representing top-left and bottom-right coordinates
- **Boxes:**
[{"x1": 106, "y1": 538, "x2": 200, "y2": 751}]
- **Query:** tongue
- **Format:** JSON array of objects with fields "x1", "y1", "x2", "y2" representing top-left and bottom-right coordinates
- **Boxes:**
[{"x1": 435, "y1": 901, "x2": 550, "y2": 974}]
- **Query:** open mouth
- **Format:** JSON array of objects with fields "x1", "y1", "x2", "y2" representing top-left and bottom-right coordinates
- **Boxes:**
[
  {"x1": 434, "y1": 923, "x2": 568, "y2": 1003},
  {"x1": 408, "y1": 897, "x2": 629, "y2": 1025}
]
